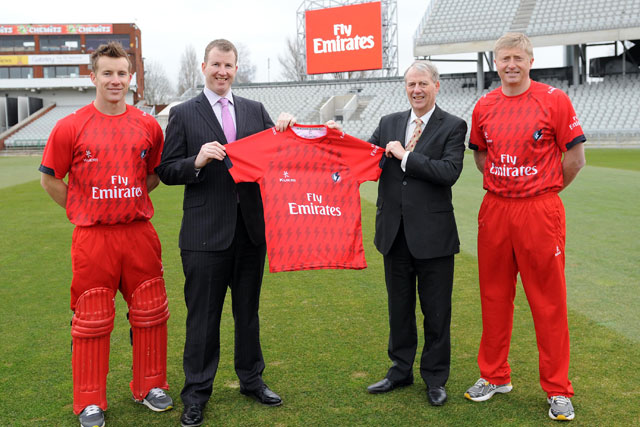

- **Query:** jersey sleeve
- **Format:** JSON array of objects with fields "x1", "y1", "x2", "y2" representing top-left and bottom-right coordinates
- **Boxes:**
[
  {"x1": 146, "y1": 117, "x2": 164, "y2": 174},
  {"x1": 553, "y1": 90, "x2": 586, "y2": 151},
  {"x1": 468, "y1": 102, "x2": 486, "y2": 151},
  {"x1": 224, "y1": 127, "x2": 277, "y2": 183},
  {"x1": 39, "y1": 118, "x2": 74, "y2": 179},
  {"x1": 338, "y1": 132, "x2": 385, "y2": 183}
]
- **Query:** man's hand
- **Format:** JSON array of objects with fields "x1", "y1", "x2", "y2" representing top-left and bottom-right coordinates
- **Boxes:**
[
  {"x1": 385, "y1": 140, "x2": 406, "y2": 160},
  {"x1": 275, "y1": 112, "x2": 296, "y2": 132},
  {"x1": 195, "y1": 141, "x2": 226, "y2": 169},
  {"x1": 325, "y1": 120, "x2": 343, "y2": 131}
]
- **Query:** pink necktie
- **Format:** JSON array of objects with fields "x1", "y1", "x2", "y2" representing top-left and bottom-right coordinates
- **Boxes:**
[{"x1": 219, "y1": 98, "x2": 236, "y2": 143}]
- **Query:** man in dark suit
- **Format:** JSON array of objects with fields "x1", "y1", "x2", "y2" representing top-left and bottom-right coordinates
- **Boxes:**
[
  {"x1": 366, "y1": 61, "x2": 467, "y2": 406},
  {"x1": 156, "y1": 39, "x2": 294, "y2": 427}
]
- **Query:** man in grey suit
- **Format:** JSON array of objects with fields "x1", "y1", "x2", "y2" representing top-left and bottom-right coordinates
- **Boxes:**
[
  {"x1": 156, "y1": 39, "x2": 294, "y2": 427},
  {"x1": 366, "y1": 61, "x2": 467, "y2": 406}
]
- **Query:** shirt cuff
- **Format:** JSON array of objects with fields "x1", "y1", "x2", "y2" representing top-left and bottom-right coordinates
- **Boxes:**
[{"x1": 401, "y1": 151, "x2": 410, "y2": 172}]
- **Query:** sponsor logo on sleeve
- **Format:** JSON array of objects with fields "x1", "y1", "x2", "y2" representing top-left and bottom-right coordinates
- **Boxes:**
[{"x1": 569, "y1": 116, "x2": 581, "y2": 131}]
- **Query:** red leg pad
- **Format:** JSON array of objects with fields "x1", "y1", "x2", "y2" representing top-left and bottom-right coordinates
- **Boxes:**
[
  {"x1": 71, "y1": 287, "x2": 115, "y2": 415},
  {"x1": 128, "y1": 277, "x2": 170, "y2": 400}
]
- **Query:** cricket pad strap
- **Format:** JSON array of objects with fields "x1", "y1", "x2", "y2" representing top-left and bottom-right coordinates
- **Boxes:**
[
  {"x1": 71, "y1": 287, "x2": 115, "y2": 415},
  {"x1": 128, "y1": 277, "x2": 170, "y2": 400}
]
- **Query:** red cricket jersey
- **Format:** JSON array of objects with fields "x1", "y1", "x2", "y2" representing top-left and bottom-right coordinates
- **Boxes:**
[
  {"x1": 225, "y1": 124, "x2": 384, "y2": 272},
  {"x1": 469, "y1": 80, "x2": 586, "y2": 198},
  {"x1": 40, "y1": 103, "x2": 164, "y2": 226}
]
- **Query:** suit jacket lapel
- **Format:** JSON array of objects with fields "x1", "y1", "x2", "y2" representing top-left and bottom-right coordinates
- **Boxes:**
[
  {"x1": 395, "y1": 110, "x2": 412, "y2": 145},
  {"x1": 195, "y1": 92, "x2": 226, "y2": 143},
  {"x1": 414, "y1": 105, "x2": 443, "y2": 152},
  {"x1": 232, "y1": 95, "x2": 247, "y2": 139}
]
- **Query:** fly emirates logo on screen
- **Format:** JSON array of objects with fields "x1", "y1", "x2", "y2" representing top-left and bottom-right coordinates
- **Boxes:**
[{"x1": 305, "y1": 1, "x2": 382, "y2": 74}]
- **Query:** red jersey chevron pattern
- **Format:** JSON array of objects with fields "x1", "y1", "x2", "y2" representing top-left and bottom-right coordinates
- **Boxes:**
[
  {"x1": 225, "y1": 124, "x2": 384, "y2": 272},
  {"x1": 469, "y1": 80, "x2": 586, "y2": 198},
  {"x1": 40, "y1": 103, "x2": 164, "y2": 225}
]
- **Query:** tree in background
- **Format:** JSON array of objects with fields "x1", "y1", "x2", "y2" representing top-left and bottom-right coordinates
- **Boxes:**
[
  {"x1": 278, "y1": 36, "x2": 306, "y2": 82},
  {"x1": 177, "y1": 44, "x2": 202, "y2": 97},
  {"x1": 144, "y1": 60, "x2": 174, "y2": 105},
  {"x1": 235, "y1": 42, "x2": 257, "y2": 84}
]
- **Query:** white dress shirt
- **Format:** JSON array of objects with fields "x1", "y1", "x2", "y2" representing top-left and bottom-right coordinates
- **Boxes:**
[
  {"x1": 203, "y1": 86, "x2": 237, "y2": 131},
  {"x1": 401, "y1": 105, "x2": 435, "y2": 171}
]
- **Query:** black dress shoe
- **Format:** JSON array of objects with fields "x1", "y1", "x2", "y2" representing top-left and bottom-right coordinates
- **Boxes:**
[
  {"x1": 181, "y1": 403, "x2": 204, "y2": 427},
  {"x1": 367, "y1": 377, "x2": 414, "y2": 394},
  {"x1": 240, "y1": 384, "x2": 282, "y2": 406},
  {"x1": 427, "y1": 386, "x2": 447, "y2": 406}
]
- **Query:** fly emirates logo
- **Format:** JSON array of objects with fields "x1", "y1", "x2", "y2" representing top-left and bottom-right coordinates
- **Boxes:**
[
  {"x1": 489, "y1": 154, "x2": 538, "y2": 177},
  {"x1": 92, "y1": 175, "x2": 143, "y2": 200},
  {"x1": 288, "y1": 192, "x2": 342, "y2": 217},
  {"x1": 313, "y1": 23, "x2": 375, "y2": 54}
]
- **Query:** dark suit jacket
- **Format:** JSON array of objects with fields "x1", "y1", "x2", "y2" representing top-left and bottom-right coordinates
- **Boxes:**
[
  {"x1": 369, "y1": 105, "x2": 467, "y2": 259},
  {"x1": 156, "y1": 92, "x2": 274, "y2": 251}
]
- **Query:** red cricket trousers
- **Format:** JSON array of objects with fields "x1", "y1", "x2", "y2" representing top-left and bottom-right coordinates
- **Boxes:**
[{"x1": 476, "y1": 191, "x2": 573, "y2": 398}]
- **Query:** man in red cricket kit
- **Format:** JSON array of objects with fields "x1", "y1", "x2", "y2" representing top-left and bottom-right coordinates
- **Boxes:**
[
  {"x1": 40, "y1": 42, "x2": 173, "y2": 427},
  {"x1": 465, "y1": 33, "x2": 586, "y2": 422}
]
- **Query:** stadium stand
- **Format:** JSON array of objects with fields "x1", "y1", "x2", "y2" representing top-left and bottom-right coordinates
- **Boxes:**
[
  {"x1": 228, "y1": 72, "x2": 640, "y2": 145},
  {"x1": 3, "y1": 1, "x2": 639, "y2": 151},
  {"x1": 3, "y1": 106, "x2": 81, "y2": 149},
  {"x1": 527, "y1": 0, "x2": 640, "y2": 36},
  {"x1": 7, "y1": 72, "x2": 640, "y2": 151},
  {"x1": 415, "y1": 0, "x2": 640, "y2": 46},
  {"x1": 414, "y1": 0, "x2": 520, "y2": 45}
]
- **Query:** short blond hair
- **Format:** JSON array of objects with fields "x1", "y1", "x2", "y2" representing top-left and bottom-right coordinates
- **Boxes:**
[{"x1": 493, "y1": 32, "x2": 533, "y2": 58}]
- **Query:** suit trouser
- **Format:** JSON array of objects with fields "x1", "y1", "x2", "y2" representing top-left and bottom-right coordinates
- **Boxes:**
[
  {"x1": 180, "y1": 213, "x2": 267, "y2": 405},
  {"x1": 477, "y1": 191, "x2": 573, "y2": 398},
  {"x1": 383, "y1": 223, "x2": 454, "y2": 387}
]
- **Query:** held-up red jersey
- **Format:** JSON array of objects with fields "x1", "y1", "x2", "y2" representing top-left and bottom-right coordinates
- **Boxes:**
[
  {"x1": 225, "y1": 124, "x2": 384, "y2": 272},
  {"x1": 469, "y1": 80, "x2": 586, "y2": 198},
  {"x1": 39, "y1": 103, "x2": 164, "y2": 226}
]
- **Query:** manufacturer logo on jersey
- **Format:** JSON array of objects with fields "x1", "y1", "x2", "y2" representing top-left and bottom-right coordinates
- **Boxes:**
[
  {"x1": 555, "y1": 246, "x2": 562, "y2": 257},
  {"x1": 141, "y1": 149, "x2": 148, "y2": 159},
  {"x1": 369, "y1": 144, "x2": 380, "y2": 156},
  {"x1": 279, "y1": 171, "x2": 297, "y2": 183},
  {"x1": 331, "y1": 172, "x2": 341, "y2": 183},
  {"x1": 484, "y1": 132, "x2": 493, "y2": 144},
  {"x1": 533, "y1": 129, "x2": 543, "y2": 141},
  {"x1": 83, "y1": 150, "x2": 98, "y2": 163}
]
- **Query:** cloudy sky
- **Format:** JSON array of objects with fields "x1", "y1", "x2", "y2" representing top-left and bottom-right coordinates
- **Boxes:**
[
  {"x1": 4, "y1": 0, "x2": 587, "y2": 85},
  {"x1": 3, "y1": 0, "x2": 434, "y2": 82}
]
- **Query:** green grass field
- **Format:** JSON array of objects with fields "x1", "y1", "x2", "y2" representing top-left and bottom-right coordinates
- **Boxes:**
[{"x1": 0, "y1": 149, "x2": 638, "y2": 426}]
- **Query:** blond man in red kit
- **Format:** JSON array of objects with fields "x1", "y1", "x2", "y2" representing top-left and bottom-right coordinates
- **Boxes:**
[{"x1": 465, "y1": 33, "x2": 585, "y2": 422}]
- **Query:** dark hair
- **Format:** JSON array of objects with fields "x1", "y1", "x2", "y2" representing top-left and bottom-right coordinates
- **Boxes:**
[
  {"x1": 204, "y1": 39, "x2": 238, "y2": 64},
  {"x1": 90, "y1": 41, "x2": 131, "y2": 72}
]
